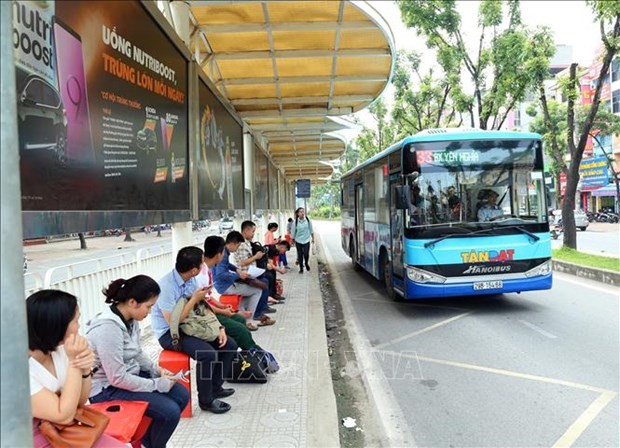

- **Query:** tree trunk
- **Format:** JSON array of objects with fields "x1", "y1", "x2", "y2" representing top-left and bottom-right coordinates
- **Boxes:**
[
  {"x1": 123, "y1": 228, "x2": 135, "y2": 242},
  {"x1": 78, "y1": 232, "x2": 87, "y2": 250},
  {"x1": 561, "y1": 16, "x2": 619, "y2": 249}
]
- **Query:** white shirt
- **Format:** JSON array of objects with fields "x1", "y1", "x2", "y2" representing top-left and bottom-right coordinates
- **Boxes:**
[{"x1": 29, "y1": 346, "x2": 69, "y2": 395}]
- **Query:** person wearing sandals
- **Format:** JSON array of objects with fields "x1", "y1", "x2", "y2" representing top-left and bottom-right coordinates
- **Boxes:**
[
  {"x1": 291, "y1": 207, "x2": 314, "y2": 273},
  {"x1": 213, "y1": 231, "x2": 275, "y2": 329},
  {"x1": 201, "y1": 236, "x2": 266, "y2": 346},
  {"x1": 86, "y1": 275, "x2": 189, "y2": 448},
  {"x1": 27, "y1": 290, "x2": 125, "y2": 448},
  {"x1": 151, "y1": 246, "x2": 238, "y2": 414}
]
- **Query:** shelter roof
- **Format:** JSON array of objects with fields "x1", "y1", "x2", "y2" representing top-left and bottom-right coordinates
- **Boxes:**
[{"x1": 186, "y1": 1, "x2": 395, "y2": 181}]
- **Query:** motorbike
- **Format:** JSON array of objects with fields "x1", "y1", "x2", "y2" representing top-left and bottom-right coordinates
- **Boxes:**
[{"x1": 550, "y1": 219, "x2": 563, "y2": 240}]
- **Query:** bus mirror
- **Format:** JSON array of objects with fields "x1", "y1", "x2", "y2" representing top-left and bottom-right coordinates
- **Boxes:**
[{"x1": 394, "y1": 186, "x2": 406, "y2": 209}]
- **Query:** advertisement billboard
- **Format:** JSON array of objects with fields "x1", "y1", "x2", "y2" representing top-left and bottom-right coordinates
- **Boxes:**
[
  {"x1": 579, "y1": 156, "x2": 609, "y2": 188},
  {"x1": 197, "y1": 77, "x2": 243, "y2": 212},
  {"x1": 13, "y1": 1, "x2": 189, "y2": 236}
]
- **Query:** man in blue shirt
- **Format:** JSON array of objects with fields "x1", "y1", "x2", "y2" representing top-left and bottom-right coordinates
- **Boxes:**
[
  {"x1": 477, "y1": 190, "x2": 504, "y2": 222},
  {"x1": 213, "y1": 231, "x2": 274, "y2": 329},
  {"x1": 151, "y1": 246, "x2": 238, "y2": 414}
]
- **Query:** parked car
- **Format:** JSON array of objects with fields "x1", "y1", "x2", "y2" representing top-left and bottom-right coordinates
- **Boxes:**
[
  {"x1": 553, "y1": 209, "x2": 588, "y2": 231},
  {"x1": 16, "y1": 67, "x2": 67, "y2": 162},
  {"x1": 219, "y1": 217, "x2": 234, "y2": 234}
]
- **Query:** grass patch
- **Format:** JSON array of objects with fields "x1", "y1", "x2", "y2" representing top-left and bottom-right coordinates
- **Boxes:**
[{"x1": 553, "y1": 247, "x2": 620, "y2": 273}]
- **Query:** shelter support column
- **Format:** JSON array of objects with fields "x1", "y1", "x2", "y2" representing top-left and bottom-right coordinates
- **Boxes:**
[
  {"x1": 168, "y1": 0, "x2": 194, "y2": 251},
  {"x1": 1, "y1": 1, "x2": 33, "y2": 445}
]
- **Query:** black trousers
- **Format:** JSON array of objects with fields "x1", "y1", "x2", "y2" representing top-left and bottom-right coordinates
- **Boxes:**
[{"x1": 296, "y1": 241, "x2": 310, "y2": 269}]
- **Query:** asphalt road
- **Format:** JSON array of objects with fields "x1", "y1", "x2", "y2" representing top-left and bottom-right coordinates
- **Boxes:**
[
  {"x1": 317, "y1": 220, "x2": 619, "y2": 448},
  {"x1": 551, "y1": 222, "x2": 619, "y2": 258}
]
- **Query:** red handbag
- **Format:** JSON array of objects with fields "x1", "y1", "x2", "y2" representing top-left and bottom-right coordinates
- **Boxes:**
[
  {"x1": 276, "y1": 279, "x2": 284, "y2": 297},
  {"x1": 87, "y1": 401, "x2": 148, "y2": 443}
]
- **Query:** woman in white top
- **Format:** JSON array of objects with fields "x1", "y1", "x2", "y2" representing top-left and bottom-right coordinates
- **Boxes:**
[{"x1": 27, "y1": 289, "x2": 124, "y2": 447}]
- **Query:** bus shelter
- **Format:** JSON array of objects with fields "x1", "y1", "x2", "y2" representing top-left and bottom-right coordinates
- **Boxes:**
[{"x1": 1, "y1": 1, "x2": 395, "y2": 444}]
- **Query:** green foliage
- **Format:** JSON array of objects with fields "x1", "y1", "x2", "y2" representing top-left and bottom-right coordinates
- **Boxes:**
[
  {"x1": 391, "y1": 50, "x2": 461, "y2": 138},
  {"x1": 353, "y1": 98, "x2": 396, "y2": 163},
  {"x1": 553, "y1": 247, "x2": 620, "y2": 273},
  {"x1": 586, "y1": 0, "x2": 620, "y2": 21},
  {"x1": 527, "y1": 99, "x2": 567, "y2": 175},
  {"x1": 398, "y1": 0, "x2": 555, "y2": 130},
  {"x1": 309, "y1": 205, "x2": 341, "y2": 220}
]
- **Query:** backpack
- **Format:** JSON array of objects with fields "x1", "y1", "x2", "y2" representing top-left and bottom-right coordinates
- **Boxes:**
[
  {"x1": 228, "y1": 349, "x2": 268, "y2": 383},
  {"x1": 250, "y1": 241, "x2": 269, "y2": 269},
  {"x1": 254, "y1": 348, "x2": 279, "y2": 374}
]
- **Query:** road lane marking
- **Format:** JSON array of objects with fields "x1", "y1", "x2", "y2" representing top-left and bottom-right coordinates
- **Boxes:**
[
  {"x1": 518, "y1": 319, "x2": 558, "y2": 339},
  {"x1": 553, "y1": 271, "x2": 620, "y2": 296},
  {"x1": 552, "y1": 391, "x2": 617, "y2": 448},
  {"x1": 373, "y1": 312, "x2": 473, "y2": 350},
  {"x1": 351, "y1": 296, "x2": 470, "y2": 311},
  {"x1": 384, "y1": 353, "x2": 617, "y2": 447},
  {"x1": 387, "y1": 352, "x2": 611, "y2": 393}
]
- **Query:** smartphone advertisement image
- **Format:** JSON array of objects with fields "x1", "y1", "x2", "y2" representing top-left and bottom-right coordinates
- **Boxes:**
[
  {"x1": 53, "y1": 18, "x2": 94, "y2": 164},
  {"x1": 13, "y1": 0, "x2": 189, "y2": 218}
]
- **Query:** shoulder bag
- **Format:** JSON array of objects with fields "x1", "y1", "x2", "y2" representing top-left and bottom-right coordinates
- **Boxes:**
[
  {"x1": 39, "y1": 406, "x2": 110, "y2": 448},
  {"x1": 170, "y1": 298, "x2": 220, "y2": 348}
]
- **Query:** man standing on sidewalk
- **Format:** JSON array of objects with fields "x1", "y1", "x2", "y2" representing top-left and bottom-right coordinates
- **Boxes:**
[{"x1": 151, "y1": 246, "x2": 238, "y2": 414}]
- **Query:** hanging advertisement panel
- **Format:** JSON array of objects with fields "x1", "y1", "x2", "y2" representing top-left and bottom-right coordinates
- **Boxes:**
[
  {"x1": 197, "y1": 77, "x2": 243, "y2": 212},
  {"x1": 13, "y1": 1, "x2": 189, "y2": 236},
  {"x1": 254, "y1": 146, "x2": 268, "y2": 210}
]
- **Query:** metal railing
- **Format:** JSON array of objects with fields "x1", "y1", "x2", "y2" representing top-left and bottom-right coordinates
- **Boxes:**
[
  {"x1": 23, "y1": 234, "x2": 207, "y2": 327},
  {"x1": 25, "y1": 245, "x2": 173, "y2": 327}
]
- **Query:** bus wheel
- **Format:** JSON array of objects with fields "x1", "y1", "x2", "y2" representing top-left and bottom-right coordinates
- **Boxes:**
[
  {"x1": 381, "y1": 253, "x2": 395, "y2": 300},
  {"x1": 350, "y1": 238, "x2": 361, "y2": 271}
]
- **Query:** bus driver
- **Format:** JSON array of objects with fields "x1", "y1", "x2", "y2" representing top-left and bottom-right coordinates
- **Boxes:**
[{"x1": 477, "y1": 190, "x2": 503, "y2": 221}]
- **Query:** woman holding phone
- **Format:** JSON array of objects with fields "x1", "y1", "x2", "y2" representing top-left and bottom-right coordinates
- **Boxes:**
[{"x1": 86, "y1": 275, "x2": 189, "y2": 448}]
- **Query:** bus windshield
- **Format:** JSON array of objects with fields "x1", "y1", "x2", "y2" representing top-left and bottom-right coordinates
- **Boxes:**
[{"x1": 402, "y1": 138, "x2": 547, "y2": 237}]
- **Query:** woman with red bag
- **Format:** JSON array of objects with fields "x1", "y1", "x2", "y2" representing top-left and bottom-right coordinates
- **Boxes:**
[{"x1": 27, "y1": 290, "x2": 125, "y2": 447}]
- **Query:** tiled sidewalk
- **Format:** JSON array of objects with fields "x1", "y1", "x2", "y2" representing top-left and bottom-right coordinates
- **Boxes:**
[{"x1": 140, "y1": 248, "x2": 339, "y2": 448}]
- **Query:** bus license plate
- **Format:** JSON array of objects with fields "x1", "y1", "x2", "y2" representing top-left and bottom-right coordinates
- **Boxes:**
[{"x1": 473, "y1": 281, "x2": 503, "y2": 290}]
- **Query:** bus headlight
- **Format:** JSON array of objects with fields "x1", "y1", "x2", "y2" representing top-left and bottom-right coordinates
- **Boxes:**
[
  {"x1": 524, "y1": 260, "x2": 552, "y2": 278},
  {"x1": 407, "y1": 266, "x2": 447, "y2": 284}
]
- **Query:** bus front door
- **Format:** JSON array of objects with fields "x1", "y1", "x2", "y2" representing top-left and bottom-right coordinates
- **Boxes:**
[
  {"x1": 355, "y1": 184, "x2": 364, "y2": 266},
  {"x1": 390, "y1": 182, "x2": 404, "y2": 281}
]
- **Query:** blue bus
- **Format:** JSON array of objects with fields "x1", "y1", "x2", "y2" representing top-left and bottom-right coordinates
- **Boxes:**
[{"x1": 340, "y1": 128, "x2": 553, "y2": 299}]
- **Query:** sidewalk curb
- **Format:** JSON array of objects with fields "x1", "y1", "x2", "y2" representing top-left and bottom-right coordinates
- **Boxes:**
[
  {"x1": 553, "y1": 260, "x2": 620, "y2": 287},
  {"x1": 306, "y1": 239, "x2": 341, "y2": 448},
  {"x1": 316, "y1": 230, "x2": 416, "y2": 447}
]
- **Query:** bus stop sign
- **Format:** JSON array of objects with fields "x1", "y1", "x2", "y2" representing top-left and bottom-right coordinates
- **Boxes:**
[{"x1": 296, "y1": 179, "x2": 311, "y2": 198}]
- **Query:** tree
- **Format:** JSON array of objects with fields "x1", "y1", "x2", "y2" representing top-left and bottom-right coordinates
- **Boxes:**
[
  {"x1": 398, "y1": 0, "x2": 555, "y2": 130},
  {"x1": 526, "y1": 99, "x2": 568, "y2": 206},
  {"x1": 78, "y1": 232, "x2": 87, "y2": 250},
  {"x1": 353, "y1": 98, "x2": 396, "y2": 162},
  {"x1": 557, "y1": 2, "x2": 619, "y2": 249},
  {"x1": 391, "y1": 50, "x2": 462, "y2": 138}
]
